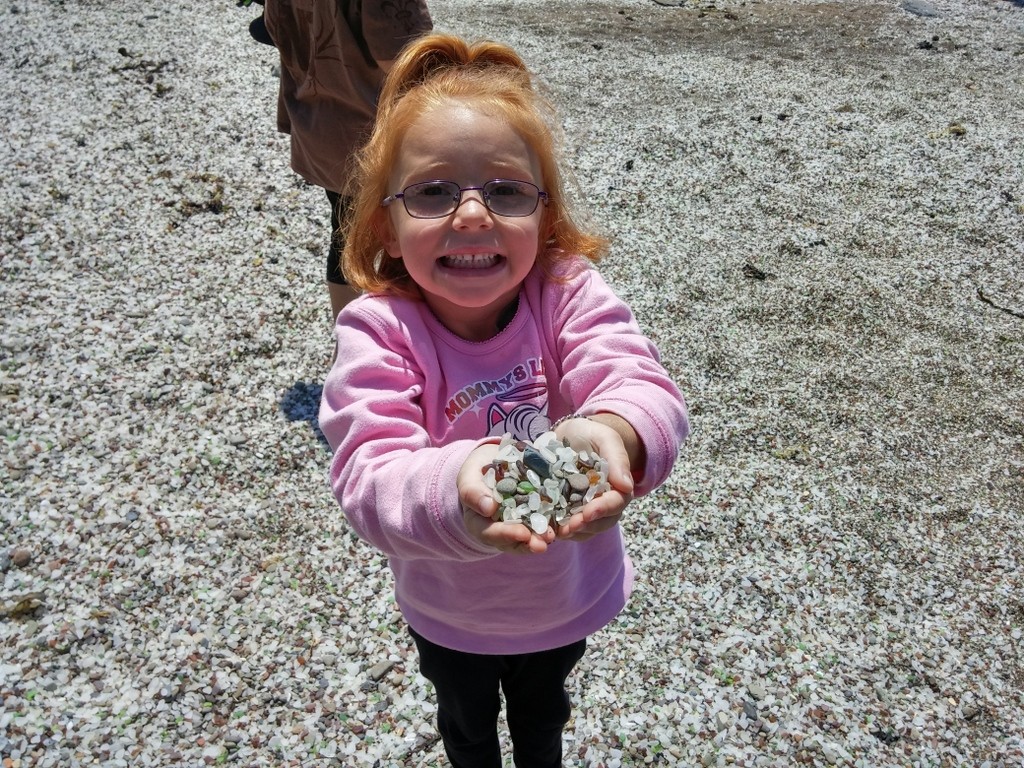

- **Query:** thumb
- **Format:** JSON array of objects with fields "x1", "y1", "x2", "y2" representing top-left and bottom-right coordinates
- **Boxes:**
[
  {"x1": 589, "y1": 431, "x2": 632, "y2": 495},
  {"x1": 475, "y1": 490, "x2": 498, "y2": 518}
]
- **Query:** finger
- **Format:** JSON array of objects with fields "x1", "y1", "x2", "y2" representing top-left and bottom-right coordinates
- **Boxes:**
[
  {"x1": 556, "y1": 513, "x2": 618, "y2": 541},
  {"x1": 589, "y1": 435, "x2": 633, "y2": 495},
  {"x1": 577, "y1": 490, "x2": 631, "y2": 524},
  {"x1": 474, "y1": 491, "x2": 498, "y2": 518},
  {"x1": 484, "y1": 520, "x2": 538, "y2": 552},
  {"x1": 524, "y1": 524, "x2": 556, "y2": 552},
  {"x1": 497, "y1": 522, "x2": 555, "y2": 554},
  {"x1": 460, "y1": 487, "x2": 498, "y2": 518},
  {"x1": 566, "y1": 420, "x2": 632, "y2": 495},
  {"x1": 522, "y1": 534, "x2": 550, "y2": 554},
  {"x1": 555, "y1": 495, "x2": 627, "y2": 538},
  {"x1": 554, "y1": 511, "x2": 591, "y2": 538}
]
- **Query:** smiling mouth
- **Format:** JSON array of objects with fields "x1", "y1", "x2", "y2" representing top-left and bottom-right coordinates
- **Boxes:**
[{"x1": 440, "y1": 253, "x2": 501, "y2": 269}]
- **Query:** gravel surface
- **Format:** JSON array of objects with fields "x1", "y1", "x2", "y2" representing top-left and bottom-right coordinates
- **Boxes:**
[{"x1": 2, "y1": 0, "x2": 1023, "y2": 766}]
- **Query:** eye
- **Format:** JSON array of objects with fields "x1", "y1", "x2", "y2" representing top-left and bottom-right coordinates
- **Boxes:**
[
  {"x1": 408, "y1": 181, "x2": 457, "y2": 198},
  {"x1": 487, "y1": 180, "x2": 531, "y2": 197}
]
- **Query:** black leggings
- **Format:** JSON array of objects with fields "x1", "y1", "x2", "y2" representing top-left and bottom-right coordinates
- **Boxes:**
[
  {"x1": 410, "y1": 627, "x2": 586, "y2": 768},
  {"x1": 324, "y1": 189, "x2": 351, "y2": 285}
]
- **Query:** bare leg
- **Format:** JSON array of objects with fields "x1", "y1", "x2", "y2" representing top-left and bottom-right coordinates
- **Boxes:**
[
  {"x1": 328, "y1": 282, "x2": 361, "y2": 323},
  {"x1": 327, "y1": 283, "x2": 360, "y2": 365}
]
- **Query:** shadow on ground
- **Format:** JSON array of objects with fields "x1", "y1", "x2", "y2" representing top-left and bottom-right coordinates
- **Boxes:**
[{"x1": 280, "y1": 381, "x2": 329, "y2": 450}]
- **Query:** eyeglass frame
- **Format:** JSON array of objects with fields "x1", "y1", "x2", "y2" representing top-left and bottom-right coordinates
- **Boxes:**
[{"x1": 381, "y1": 179, "x2": 549, "y2": 219}]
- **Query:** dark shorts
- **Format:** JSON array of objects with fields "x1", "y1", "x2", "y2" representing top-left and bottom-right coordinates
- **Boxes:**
[{"x1": 325, "y1": 189, "x2": 351, "y2": 285}]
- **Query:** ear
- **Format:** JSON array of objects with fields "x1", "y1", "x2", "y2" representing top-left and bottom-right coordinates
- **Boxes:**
[{"x1": 373, "y1": 211, "x2": 402, "y2": 260}]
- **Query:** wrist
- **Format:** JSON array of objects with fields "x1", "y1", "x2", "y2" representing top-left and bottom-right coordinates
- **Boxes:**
[{"x1": 551, "y1": 412, "x2": 593, "y2": 429}]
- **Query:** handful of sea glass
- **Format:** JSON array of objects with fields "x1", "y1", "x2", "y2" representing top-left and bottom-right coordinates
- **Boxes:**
[{"x1": 484, "y1": 431, "x2": 610, "y2": 534}]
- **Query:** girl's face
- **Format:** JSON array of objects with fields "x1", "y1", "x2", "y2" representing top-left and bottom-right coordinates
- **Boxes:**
[{"x1": 380, "y1": 102, "x2": 545, "y2": 341}]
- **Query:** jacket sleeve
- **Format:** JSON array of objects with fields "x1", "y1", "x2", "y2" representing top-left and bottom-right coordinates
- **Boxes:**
[
  {"x1": 543, "y1": 267, "x2": 690, "y2": 495},
  {"x1": 318, "y1": 302, "x2": 497, "y2": 562}
]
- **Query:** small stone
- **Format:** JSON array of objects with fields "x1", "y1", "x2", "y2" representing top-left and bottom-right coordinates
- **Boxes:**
[
  {"x1": 821, "y1": 743, "x2": 847, "y2": 764},
  {"x1": 0, "y1": 592, "x2": 45, "y2": 618},
  {"x1": 224, "y1": 430, "x2": 248, "y2": 446},
  {"x1": 743, "y1": 699, "x2": 758, "y2": 720},
  {"x1": 522, "y1": 446, "x2": 551, "y2": 478},
  {"x1": 368, "y1": 660, "x2": 395, "y2": 681},
  {"x1": 261, "y1": 554, "x2": 284, "y2": 571},
  {"x1": 11, "y1": 548, "x2": 31, "y2": 568},
  {"x1": 567, "y1": 473, "x2": 590, "y2": 492},
  {"x1": 901, "y1": 0, "x2": 939, "y2": 17}
]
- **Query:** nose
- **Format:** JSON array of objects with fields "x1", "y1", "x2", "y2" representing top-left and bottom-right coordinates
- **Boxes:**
[{"x1": 452, "y1": 189, "x2": 493, "y2": 228}]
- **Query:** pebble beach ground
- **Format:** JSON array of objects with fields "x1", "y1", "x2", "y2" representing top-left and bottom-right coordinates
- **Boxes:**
[{"x1": 2, "y1": 0, "x2": 1023, "y2": 766}]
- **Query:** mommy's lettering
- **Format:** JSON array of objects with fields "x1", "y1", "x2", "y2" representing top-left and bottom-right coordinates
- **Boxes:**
[{"x1": 444, "y1": 358, "x2": 545, "y2": 423}]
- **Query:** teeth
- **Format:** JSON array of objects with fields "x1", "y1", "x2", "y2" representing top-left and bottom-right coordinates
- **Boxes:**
[{"x1": 443, "y1": 253, "x2": 498, "y2": 268}]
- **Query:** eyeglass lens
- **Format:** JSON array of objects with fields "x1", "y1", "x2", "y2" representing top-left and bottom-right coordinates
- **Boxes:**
[{"x1": 401, "y1": 180, "x2": 542, "y2": 218}]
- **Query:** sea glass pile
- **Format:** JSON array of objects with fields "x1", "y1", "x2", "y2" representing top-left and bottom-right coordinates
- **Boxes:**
[{"x1": 484, "y1": 431, "x2": 610, "y2": 534}]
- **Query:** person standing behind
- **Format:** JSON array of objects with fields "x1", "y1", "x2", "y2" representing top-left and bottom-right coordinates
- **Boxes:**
[
  {"x1": 319, "y1": 34, "x2": 690, "y2": 768},
  {"x1": 263, "y1": 0, "x2": 432, "y2": 325}
]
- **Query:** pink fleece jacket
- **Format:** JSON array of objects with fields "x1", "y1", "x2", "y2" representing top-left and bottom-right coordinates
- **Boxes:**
[{"x1": 318, "y1": 261, "x2": 689, "y2": 654}]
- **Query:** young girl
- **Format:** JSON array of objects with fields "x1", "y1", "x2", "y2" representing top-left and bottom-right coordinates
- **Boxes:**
[{"x1": 319, "y1": 33, "x2": 689, "y2": 768}]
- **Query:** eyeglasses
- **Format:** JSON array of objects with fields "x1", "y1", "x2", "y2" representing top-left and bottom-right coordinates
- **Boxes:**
[{"x1": 382, "y1": 179, "x2": 548, "y2": 219}]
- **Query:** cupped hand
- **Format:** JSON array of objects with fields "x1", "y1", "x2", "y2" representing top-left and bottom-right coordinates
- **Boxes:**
[
  {"x1": 463, "y1": 506, "x2": 556, "y2": 553},
  {"x1": 458, "y1": 442, "x2": 554, "y2": 554},
  {"x1": 552, "y1": 416, "x2": 636, "y2": 541},
  {"x1": 456, "y1": 442, "x2": 501, "y2": 520},
  {"x1": 553, "y1": 416, "x2": 635, "y2": 496},
  {"x1": 554, "y1": 488, "x2": 632, "y2": 541}
]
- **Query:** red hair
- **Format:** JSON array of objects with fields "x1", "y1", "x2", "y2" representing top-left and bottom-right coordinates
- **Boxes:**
[{"x1": 341, "y1": 34, "x2": 607, "y2": 299}]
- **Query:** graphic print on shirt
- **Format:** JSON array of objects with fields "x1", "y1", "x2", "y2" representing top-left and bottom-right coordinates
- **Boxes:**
[{"x1": 443, "y1": 357, "x2": 551, "y2": 441}]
